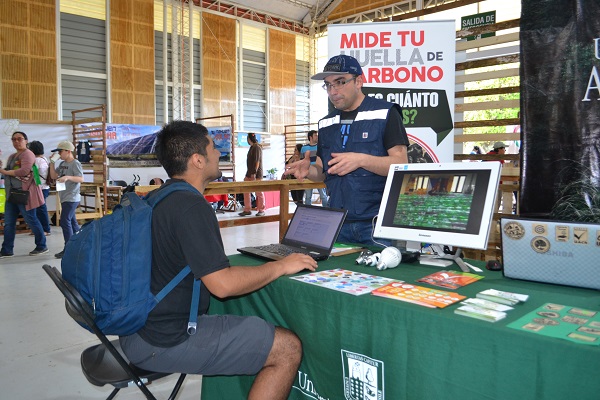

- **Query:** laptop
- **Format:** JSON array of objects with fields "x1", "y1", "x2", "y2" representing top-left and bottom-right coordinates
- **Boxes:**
[
  {"x1": 500, "y1": 217, "x2": 600, "y2": 290},
  {"x1": 238, "y1": 204, "x2": 347, "y2": 261}
]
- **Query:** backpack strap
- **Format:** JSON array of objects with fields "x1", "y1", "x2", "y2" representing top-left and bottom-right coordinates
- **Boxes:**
[
  {"x1": 154, "y1": 265, "x2": 201, "y2": 336},
  {"x1": 187, "y1": 279, "x2": 201, "y2": 335},
  {"x1": 145, "y1": 180, "x2": 200, "y2": 207}
]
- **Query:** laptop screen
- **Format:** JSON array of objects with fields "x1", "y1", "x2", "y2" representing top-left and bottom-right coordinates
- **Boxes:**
[{"x1": 283, "y1": 205, "x2": 347, "y2": 251}]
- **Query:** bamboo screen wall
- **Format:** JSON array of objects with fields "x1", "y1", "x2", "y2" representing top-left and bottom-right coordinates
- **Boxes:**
[
  {"x1": 0, "y1": 0, "x2": 57, "y2": 121},
  {"x1": 268, "y1": 29, "x2": 297, "y2": 135},
  {"x1": 454, "y1": 19, "x2": 520, "y2": 153},
  {"x1": 110, "y1": 0, "x2": 155, "y2": 125},
  {"x1": 201, "y1": 13, "x2": 236, "y2": 119},
  {"x1": 328, "y1": 0, "x2": 402, "y2": 20}
]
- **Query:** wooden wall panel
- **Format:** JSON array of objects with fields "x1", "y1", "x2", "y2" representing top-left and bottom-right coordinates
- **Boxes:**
[
  {"x1": 201, "y1": 13, "x2": 237, "y2": 119},
  {"x1": 110, "y1": 0, "x2": 155, "y2": 124},
  {"x1": 268, "y1": 29, "x2": 296, "y2": 134},
  {"x1": 0, "y1": 0, "x2": 57, "y2": 121}
]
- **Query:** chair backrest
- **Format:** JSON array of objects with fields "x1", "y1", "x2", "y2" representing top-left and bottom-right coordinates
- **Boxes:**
[
  {"x1": 43, "y1": 264, "x2": 92, "y2": 325},
  {"x1": 42, "y1": 264, "x2": 161, "y2": 399}
]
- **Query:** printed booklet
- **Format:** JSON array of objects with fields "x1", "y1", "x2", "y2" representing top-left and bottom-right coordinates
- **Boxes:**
[
  {"x1": 417, "y1": 270, "x2": 483, "y2": 290},
  {"x1": 290, "y1": 269, "x2": 396, "y2": 296},
  {"x1": 371, "y1": 281, "x2": 466, "y2": 308}
]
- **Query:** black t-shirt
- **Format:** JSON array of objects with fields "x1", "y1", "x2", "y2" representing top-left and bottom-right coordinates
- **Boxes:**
[{"x1": 137, "y1": 180, "x2": 230, "y2": 347}]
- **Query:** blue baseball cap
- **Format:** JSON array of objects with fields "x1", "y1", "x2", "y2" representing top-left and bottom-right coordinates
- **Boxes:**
[{"x1": 311, "y1": 54, "x2": 363, "y2": 80}]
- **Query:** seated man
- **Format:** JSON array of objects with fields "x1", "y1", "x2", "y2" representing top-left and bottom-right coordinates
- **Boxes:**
[{"x1": 119, "y1": 120, "x2": 317, "y2": 399}]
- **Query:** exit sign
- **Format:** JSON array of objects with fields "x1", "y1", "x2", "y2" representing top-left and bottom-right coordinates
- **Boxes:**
[{"x1": 461, "y1": 11, "x2": 496, "y2": 41}]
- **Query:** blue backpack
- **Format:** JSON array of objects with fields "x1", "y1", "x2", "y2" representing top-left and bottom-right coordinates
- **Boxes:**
[{"x1": 61, "y1": 181, "x2": 202, "y2": 336}]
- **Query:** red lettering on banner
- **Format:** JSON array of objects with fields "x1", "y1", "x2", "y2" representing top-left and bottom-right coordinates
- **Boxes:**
[
  {"x1": 366, "y1": 66, "x2": 444, "y2": 83},
  {"x1": 340, "y1": 34, "x2": 357, "y2": 48},
  {"x1": 340, "y1": 32, "x2": 393, "y2": 48},
  {"x1": 396, "y1": 30, "x2": 425, "y2": 46}
]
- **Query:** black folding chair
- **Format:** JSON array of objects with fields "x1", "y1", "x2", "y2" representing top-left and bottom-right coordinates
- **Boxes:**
[{"x1": 42, "y1": 265, "x2": 186, "y2": 400}]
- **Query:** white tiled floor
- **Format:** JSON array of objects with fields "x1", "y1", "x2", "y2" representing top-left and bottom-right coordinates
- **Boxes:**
[{"x1": 0, "y1": 204, "x2": 287, "y2": 399}]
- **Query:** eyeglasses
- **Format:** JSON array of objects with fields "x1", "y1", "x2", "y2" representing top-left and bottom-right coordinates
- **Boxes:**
[
  {"x1": 11, "y1": 137, "x2": 25, "y2": 142},
  {"x1": 322, "y1": 77, "x2": 357, "y2": 91}
]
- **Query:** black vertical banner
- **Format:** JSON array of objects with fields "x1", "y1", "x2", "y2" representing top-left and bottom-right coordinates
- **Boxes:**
[{"x1": 520, "y1": 0, "x2": 600, "y2": 217}]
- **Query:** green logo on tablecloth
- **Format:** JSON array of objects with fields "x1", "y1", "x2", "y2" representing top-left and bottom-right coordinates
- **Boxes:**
[{"x1": 341, "y1": 350, "x2": 384, "y2": 400}]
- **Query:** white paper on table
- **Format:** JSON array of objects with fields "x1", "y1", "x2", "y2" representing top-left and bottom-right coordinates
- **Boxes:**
[{"x1": 56, "y1": 181, "x2": 66, "y2": 191}]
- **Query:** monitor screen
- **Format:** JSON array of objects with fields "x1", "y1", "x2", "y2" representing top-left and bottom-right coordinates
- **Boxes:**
[{"x1": 374, "y1": 162, "x2": 502, "y2": 250}]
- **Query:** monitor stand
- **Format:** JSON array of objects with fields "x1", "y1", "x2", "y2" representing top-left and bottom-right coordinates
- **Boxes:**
[{"x1": 436, "y1": 247, "x2": 470, "y2": 272}]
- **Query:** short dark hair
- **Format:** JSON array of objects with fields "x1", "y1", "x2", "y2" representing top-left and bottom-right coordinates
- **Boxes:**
[
  {"x1": 308, "y1": 130, "x2": 317, "y2": 141},
  {"x1": 155, "y1": 120, "x2": 210, "y2": 177},
  {"x1": 28, "y1": 140, "x2": 44, "y2": 156},
  {"x1": 12, "y1": 131, "x2": 28, "y2": 141},
  {"x1": 247, "y1": 132, "x2": 258, "y2": 144}
]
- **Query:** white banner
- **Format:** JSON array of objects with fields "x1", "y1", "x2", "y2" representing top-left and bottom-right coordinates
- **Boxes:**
[{"x1": 327, "y1": 20, "x2": 456, "y2": 162}]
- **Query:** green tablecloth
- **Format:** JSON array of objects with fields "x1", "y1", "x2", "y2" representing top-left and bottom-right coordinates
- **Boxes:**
[{"x1": 201, "y1": 254, "x2": 600, "y2": 400}]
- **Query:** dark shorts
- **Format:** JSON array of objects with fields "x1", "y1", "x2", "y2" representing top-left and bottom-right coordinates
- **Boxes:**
[{"x1": 119, "y1": 314, "x2": 274, "y2": 376}]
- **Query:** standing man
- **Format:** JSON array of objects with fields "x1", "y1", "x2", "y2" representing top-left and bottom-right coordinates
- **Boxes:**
[
  {"x1": 119, "y1": 121, "x2": 317, "y2": 400},
  {"x1": 285, "y1": 55, "x2": 409, "y2": 247},
  {"x1": 49, "y1": 141, "x2": 83, "y2": 259},
  {"x1": 301, "y1": 130, "x2": 329, "y2": 206},
  {"x1": 238, "y1": 132, "x2": 266, "y2": 216}
]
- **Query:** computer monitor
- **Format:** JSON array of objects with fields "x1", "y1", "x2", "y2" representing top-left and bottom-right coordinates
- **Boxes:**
[{"x1": 373, "y1": 162, "x2": 501, "y2": 271}]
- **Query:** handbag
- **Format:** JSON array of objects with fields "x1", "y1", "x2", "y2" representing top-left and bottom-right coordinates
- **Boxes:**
[{"x1": 7, "y1": 188, "x2": 30, "y2": 205}]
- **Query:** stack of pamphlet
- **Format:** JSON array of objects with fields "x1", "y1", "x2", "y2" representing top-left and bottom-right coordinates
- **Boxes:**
[{"x1": 454, "y1": 289, "x2": 528, "y2": 322}]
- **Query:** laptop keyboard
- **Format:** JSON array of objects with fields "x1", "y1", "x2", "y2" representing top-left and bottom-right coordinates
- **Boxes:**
[{"x1": 255, "y1": 244, "x2": 311, "y2": 257}]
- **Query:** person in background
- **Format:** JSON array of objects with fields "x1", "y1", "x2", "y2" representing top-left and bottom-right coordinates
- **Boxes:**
[
  {"x1": 49, "y1": 141, "x2": 84, "y2": 259},
  {"x1": 301, "y1": 130, "x2": 329, "y2": 207},
  {"x1": 28, "y1": 140, "x2": 52, "y2": 236},
  {"x1": 283, "y1": 144, "x2": 305, "y2": 206},
  {"x1": 119, "y1": 120, "x2": 316, "y2": 400},
  {"x1": 0, "y1": 131, "x2": 48, "y2": 257},
  {"x1": 487, "y1": 142, "x2": 506, "y2": 163},
  {"x1": 149, "y1": 177, "x2": 165, "y2": 186},
  {"x1": 238, "y1": 132, "x2": 266, "y2": 217},
  {"x1": 469, "y1": 145, "x2": 482, "y2": 162},
  {"x1": 486, "y1": 141, "x2": 508, "y2": 212},
  {"x1": 284, "y1": 54, "x2": 409, "y2": 247}
]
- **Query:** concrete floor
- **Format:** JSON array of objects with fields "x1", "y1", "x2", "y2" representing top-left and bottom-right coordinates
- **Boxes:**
[{"x1": 0, "y1": 204, "x2": 286, "y2": 399}]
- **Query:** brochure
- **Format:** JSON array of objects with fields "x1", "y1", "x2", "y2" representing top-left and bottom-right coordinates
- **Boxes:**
[
  {"x1": 290, "y1": 269, "x2": 396, "y2": 296},
  {"x1": 461, "y1": 297, "x2": 514, "y2": 312},
  {"x1": 417, "y1": 270, "x2": 484, "y2": 290},
  {"x1": 371, "y1": 281, "x2": 466, "y2": 308},
  {"x1": 454, "y1": 305, "x2": 507, "y2": 322},
  {"x1": 476, "y1": 289, "x2": 529, "y2": 306}
]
